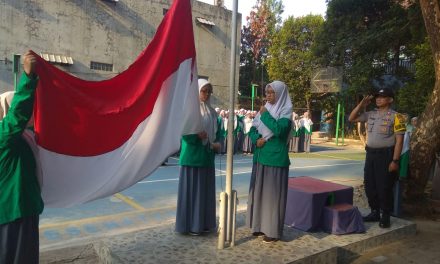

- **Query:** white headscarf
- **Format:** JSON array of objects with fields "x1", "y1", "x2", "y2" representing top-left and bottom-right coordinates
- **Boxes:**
[
  {"x1": 252, "y1": 81, "x2": 293, "y2": 140},
  {"x1": 244, "y1": 113, "x2": 253, "y2": 134},
  {"x1": 292, "y1": 112, "x2": 301, "y2": 131},
  {"x1": 0, "y1": 91, "x2": 15, "y2": 120},
  {"x1": 300, "y1": 111, "x2": 313, "y2": 132},
  {"x1": 198, "y1": 79, "x2": 218, "y2": 145}
]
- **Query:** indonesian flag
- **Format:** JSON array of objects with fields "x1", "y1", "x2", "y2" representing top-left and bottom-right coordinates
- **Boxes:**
[
  {"x1": 30, "y1": 0, "x2": 201, "y2": 207},
  {"x1": 399, "y1": 131, "x2": 410, "y2": 179}
]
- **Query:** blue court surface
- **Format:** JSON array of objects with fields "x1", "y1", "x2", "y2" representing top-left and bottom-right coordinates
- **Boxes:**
[{"x1": 39, "y1": 144, "x2": 366, "y2": 249}]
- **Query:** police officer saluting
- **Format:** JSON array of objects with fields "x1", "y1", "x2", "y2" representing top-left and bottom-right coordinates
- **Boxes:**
[{"x1": 349, "y1": 88, "x2": 405, "y2": 228}]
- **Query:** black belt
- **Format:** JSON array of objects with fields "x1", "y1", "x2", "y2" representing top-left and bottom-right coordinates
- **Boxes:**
[{"x1": 365, "y1": 146, "x2": 394, "y2": 153}]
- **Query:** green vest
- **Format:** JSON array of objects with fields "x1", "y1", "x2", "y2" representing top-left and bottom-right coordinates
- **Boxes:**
[{"x1": 0, "y1": 73, "x2": 44, "y2": 225}]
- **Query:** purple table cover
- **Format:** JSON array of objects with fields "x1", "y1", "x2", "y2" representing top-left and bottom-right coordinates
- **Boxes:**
[
  {"x1": 284, "y1": 176, "x2": 353, "y2": 231},
  {"x1": 321, "y1": 204, "x2": 366, "y2": 234}
]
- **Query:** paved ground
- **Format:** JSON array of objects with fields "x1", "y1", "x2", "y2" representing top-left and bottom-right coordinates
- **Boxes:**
[
  {"x1": 94, "y1": 210, "x2": 416, "y2": 264},
  {"x1": 352, "y1": 218, "x2": 440, "y2": 264}
]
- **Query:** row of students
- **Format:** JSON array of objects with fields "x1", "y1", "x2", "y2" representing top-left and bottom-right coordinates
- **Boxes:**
[{"x1": 288, "y1": 111, "x2": 314, "y2": 153}]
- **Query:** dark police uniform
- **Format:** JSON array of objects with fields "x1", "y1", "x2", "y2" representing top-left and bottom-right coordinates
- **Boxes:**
[{"x1": 358, "y1": 109, "x2": 406, "y2": 216}]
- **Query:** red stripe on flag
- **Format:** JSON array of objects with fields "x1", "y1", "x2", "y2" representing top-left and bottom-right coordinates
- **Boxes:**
[{"x1": 33, "y1": 0, "x2": 195, "y2": 156}]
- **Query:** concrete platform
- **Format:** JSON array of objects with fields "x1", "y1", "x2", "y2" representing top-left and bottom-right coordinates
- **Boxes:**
[{"x1": 88, "y1": 210, "x2": 416, "y2": 264}]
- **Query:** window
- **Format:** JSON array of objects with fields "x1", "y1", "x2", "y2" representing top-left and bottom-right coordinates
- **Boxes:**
[{"x1": 90, "y1": 61, "x2": 113, "y2": 72}]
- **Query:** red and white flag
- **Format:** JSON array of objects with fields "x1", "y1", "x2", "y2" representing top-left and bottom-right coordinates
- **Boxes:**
[{"x1": 30, "y1": 0, "x2": 201, "y2": 207}]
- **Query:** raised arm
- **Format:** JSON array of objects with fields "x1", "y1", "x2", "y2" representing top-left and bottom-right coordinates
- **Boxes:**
[
  {"x1": 0, "y1": 52, "x2": 38, "y2": 146},
  {"x1": 348, "y1": 95, "x2": 373, "y2": 122}
]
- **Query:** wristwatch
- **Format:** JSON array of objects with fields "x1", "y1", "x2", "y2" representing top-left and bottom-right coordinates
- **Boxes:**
[{"x1": 392, "y1": 159, "x2": 399, "y2": 164}]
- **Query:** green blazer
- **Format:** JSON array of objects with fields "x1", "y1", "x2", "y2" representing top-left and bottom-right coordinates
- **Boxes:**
[
  {"x1": 0, "y1": 73, "x2": 44, "y2": 225},
  {"x1": 179, "y1": 118, "x2": 223, "y2": 167},
  {"x1": 249, "y1": 111, "x2": 291, "y2": 167}
]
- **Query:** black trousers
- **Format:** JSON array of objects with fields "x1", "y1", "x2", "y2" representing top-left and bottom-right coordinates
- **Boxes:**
[
  {"x1": 0, "y1": 215, "x2": 39, "y2": 264},
  {"x1": 364, "y1": 146, "x2": 397, "y2": 214}
]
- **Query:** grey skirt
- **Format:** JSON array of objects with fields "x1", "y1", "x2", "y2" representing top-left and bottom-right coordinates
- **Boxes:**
[
  {"x1": 175, "y1": 166, "x2": 216, "y2": 233},
  {"x1": 242, "y1": 134, "x2": 253, "y2": 153},
  {"x1": 246, "y1": 163, "x2": 289, "y2": 239},
  {"x1": 289, "y1": 137, "x2": 299, "y2": 152}
]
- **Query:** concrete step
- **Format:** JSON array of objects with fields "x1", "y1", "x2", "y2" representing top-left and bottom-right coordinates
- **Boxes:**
[
  {"x1": 312, "y1": 131, "x2": 329, "y2": 139},
  {"x1": 93, "y1": 209, "x2": 416, "y2": 264}
]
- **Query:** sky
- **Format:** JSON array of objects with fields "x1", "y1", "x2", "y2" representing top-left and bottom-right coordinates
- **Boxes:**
[{"x1": 198, "y1": 0, "x2": 328, "y2": 24}]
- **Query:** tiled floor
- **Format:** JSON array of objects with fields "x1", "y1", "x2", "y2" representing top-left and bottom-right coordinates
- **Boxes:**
[{"x1": 96, "y1": 211, "x2": 416, "y2": 264}]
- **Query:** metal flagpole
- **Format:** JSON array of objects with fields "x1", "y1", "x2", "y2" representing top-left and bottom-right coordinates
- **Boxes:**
[
  {"x1": 335, "y1": 102, "x2": 341, "y2": 145},
  {"x1": 13, "y1": 54, "x2": 21, "y2": 91},
  {"x1": 218, "y1": 0, "x2": 239, "y2": 249},
  {"x1": 226, "y1": 0, "x2": 238, "y2": 244}
]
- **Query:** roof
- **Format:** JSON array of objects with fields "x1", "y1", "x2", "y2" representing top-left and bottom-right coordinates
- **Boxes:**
[
  {"x1": 196, "y1": 17, "x2": 215, "y2": 26},
  {"x1": 40, "y1": 53, "x2": 74, "y2": 65}
]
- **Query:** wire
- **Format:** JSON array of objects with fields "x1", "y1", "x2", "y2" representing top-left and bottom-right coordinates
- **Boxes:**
[{"x1": 219, "y1": 150, "x2": 224, "y2": 192}]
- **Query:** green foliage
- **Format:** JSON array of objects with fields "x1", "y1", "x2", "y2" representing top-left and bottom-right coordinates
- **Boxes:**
[
  {"x1": 396, "y1": 38, "x2": 435, "y2": 117},
  {"x1": 267, "y1": 15, "x2": 324, "y2": 109},
  {"x1": 312, "y1": 0, "x2": 429, "y2": 120},
  {"x1": 239, "y1": 0, "x2": 284, "y2": 98},
  {"x1": 313, "y1": 0, "x2": 423, "y2": 91}
]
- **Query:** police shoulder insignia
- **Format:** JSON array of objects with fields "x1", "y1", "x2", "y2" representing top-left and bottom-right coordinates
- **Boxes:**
[
  {"x1": 394, "y1": 113, "x2": 406, "y2": 132},
  {"x1": 395, "y1": 113, "x2": 406, "y2": 122}
]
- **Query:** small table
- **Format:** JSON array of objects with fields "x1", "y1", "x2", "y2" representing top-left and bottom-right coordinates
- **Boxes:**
[{"x1": 284, "y1": 176, "x2": 354, "y2": 231}]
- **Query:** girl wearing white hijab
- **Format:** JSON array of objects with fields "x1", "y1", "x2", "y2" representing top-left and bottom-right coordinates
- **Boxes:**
[
  {"x1": 300, "y1": 111, "x2": 313, "y2": 153},
  {"x1": 176, "y1": 79, "x2": 222, "y2": 235},
  {"x1": 242, "y1": 111, "x2": 254, "y2": 154},
  {"x1": 289, "y1": 112, "x2": 301, "y2": 152},
  {"x1": 246, "y1": 80, "x2": 292, "y2": 243}
]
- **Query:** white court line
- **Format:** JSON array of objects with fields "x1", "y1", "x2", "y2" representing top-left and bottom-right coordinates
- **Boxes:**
[
  {"x1": 138, "y1": 178, "x2": 179, "y2": 183},
  {"x1": 167, "y1": 156, "x2": 252, "y2": 165},
  {"x1": 293, "y1": 162, "x2": 362, "y2": 169},
  {"x1": 140, "y1": 162, "x2": 363, "y2": 184}
]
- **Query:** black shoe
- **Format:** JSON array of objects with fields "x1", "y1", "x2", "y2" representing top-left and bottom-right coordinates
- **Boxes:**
[
  {"x1": 379, "y1": 214, "x2": 391, "y2": 228},
  {"x1": 188, "y1": 231, "x2": 201, "y2": 236},
  {"x1": 262, "y1": 236, "x2": 278, "y2": 243},
  {"x1": 363, "y1": 210, "x2": 380, "y2": 222},
  {"x1": 252, "y1": 232, "x2": 264, "y2": 237}
]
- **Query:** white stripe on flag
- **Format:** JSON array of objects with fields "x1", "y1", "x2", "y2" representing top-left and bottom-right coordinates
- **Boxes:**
[{"x1": 37, "y1": 59, "x2": 201, "y2": 207}]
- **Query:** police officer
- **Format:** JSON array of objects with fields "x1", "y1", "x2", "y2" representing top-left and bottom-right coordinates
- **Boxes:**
[{"x1": 349, "y1": 88, "x2": 405, "y2": 228}]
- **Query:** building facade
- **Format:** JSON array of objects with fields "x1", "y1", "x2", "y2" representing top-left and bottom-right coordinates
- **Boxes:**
[{"x1": 0, "y1": 0, "x2": 240, "y2": 108}]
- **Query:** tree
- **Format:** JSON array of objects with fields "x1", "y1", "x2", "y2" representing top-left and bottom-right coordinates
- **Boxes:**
[
  {"x1": 313, "y1": 0, "x2": 419, "y2": 99},
  {"x1": 407, "y1": 0, "x2": 440, "y2": 199},
  {"x1": 267, "y1": 15, "x2": 324, "y2": 110},
  {"x1": 312, "y1": 0, "x2": 428, "y2": 142},
  {"x1": 239, "y1": 0, "x2": 284, "y2": 100},
  {"x1": 396, "y1": 37, "x2": 435, "y2": 117}
]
